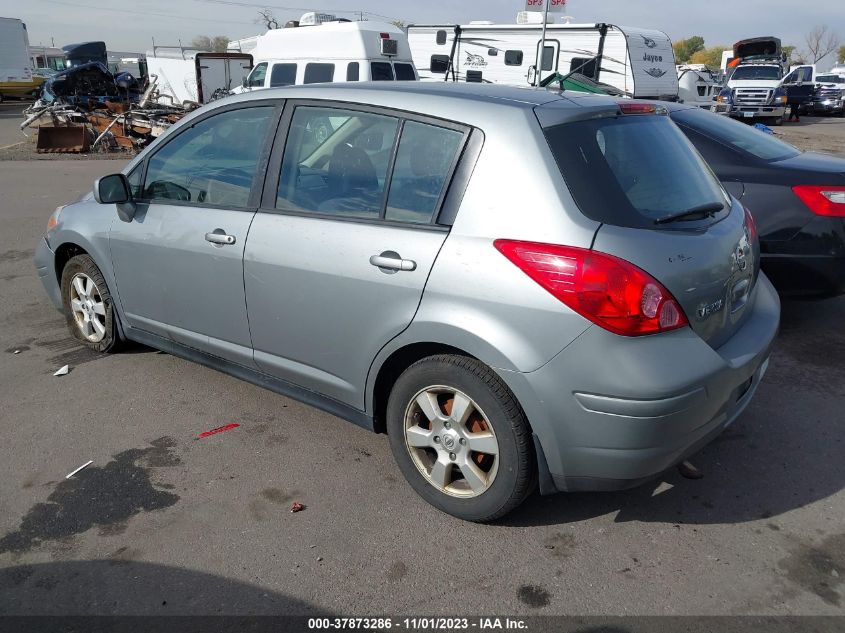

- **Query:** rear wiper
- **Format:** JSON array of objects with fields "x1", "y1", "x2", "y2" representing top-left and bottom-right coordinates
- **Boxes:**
[{"x1": 654, "y1": 202, "x2": 724, "y2": 225}]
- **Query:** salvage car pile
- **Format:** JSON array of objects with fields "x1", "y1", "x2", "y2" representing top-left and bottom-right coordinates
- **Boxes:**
[{"x1": 20, "y1": 62, "x2": 195, "y2": 153}]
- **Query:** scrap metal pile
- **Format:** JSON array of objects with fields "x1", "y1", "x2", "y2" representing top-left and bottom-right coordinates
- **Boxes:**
[{"x1": 20, "y1": 62, "x2": 195, "y2": 153}]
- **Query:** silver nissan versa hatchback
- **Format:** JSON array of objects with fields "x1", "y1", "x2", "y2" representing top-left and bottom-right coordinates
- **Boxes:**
[{"x1": 35, "y1": 83, "x2": 780, "y2": 521}]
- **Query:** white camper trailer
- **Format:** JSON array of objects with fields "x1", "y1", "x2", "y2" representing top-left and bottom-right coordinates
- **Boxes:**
[
  {"x1": 677, "y1": 64, "x2": 722, "y2": 108},
  {"x1": 145, "y1": 47, "x2": 253, "y2": 106},
  {"x1": 234, "y1": 17, "x2": 417, "y2": 93},
  {"x1": 407, "y1": 18, "x2": 678, "y2": 99}
]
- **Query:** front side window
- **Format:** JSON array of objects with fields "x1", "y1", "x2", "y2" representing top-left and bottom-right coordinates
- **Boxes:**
[
  {"x1": 277, "y1": 107, "x2": 399, "y2": 219},
  {"x1": 542, "y1": 112, "x2": 729, "y2": 228},
  {"x1": 304, "y1": 63, "x2": 334, "y2": 84},
  {"x1": 248, "y1": 62, "x2": 267, "y2": 88},
  {"x1": 270, "y1": 63, "x2": 297, "y2": 87},
  {"x1": 142, "y1": 107, "x2": 273, "y2": 208},
  {"x1": 672, "y1": 107, "x2": 800, "y2": 162},
  {"x1": 394, "y1": 63, "x2": 416, "y2": 81},
  {"x1": 371, "y1": 62, "x2": 395, "y2": 81},
  {"x1": 386, "y1": 121, "x2": 463, "y2": 224},
  {"x1": 126, "y1": 163, "x2": 143, "y2": 198}
]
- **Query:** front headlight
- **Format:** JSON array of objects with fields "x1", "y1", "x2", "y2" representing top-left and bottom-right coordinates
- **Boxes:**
[
  {"x1": 772, "y1": 88, "x2": 787, "y2": 105},
  {"x1": 46, "y1": 205, "x2": 65, "y2": 232},
  {"x1": 716, "y1": 88, "x2": 733, "y2": 104}
]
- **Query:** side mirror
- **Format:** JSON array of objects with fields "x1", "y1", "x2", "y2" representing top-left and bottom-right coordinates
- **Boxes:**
[
  {"x1": 94, "y1": 173, "x2": 137, "y2": 221},
  {"x1": 242, "y1": 76, "x2": 248, "y2": 88},
  {"x1": 94, "y1": 173, "x2": 131, "y2": 204},
  {"x1": 527, "y1": 65, "x2": 537, "y2": 86}
]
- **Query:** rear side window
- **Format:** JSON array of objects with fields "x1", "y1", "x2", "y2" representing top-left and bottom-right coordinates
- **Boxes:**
[
  {"x1": 270, "y1": 63, "x2": 296, "y2": 87},
  {"x1": 304, "y1": 63, "x2": 334, "y2": 84},
  {"x1": 386, "y1": 121, "x2": 464, "y2": 224},
  {"x1": 143, "y1": 107, "x2": 273, "y2": 208},
  {"x1": 672, "y1": 108, "x2": 800, "y2": 161},
  {"x1": 394, "y1": 63, "x2": 416, "y2": 81},
  {"x1": 542, "y1": 113, "x2": 729, "y2": 228},
  {"x1": 371, "y1": 62, "x2": 394, "y2": 81},
  {"x1": 346, "y1": 62, "x2": 359, "y2": 81},
  {"x1": 276, "y1": 107, "x2": 399, "y2": 219}
]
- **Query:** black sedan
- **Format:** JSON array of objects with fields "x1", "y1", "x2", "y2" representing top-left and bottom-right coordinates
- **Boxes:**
[{"x1": 664, "y1": 103, "x2": 845, "y2": 296}]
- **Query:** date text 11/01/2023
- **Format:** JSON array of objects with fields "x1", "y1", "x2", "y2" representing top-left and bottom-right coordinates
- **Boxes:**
[{"x1": 307, "y1": 618, "x2": 529, "y2": 630}]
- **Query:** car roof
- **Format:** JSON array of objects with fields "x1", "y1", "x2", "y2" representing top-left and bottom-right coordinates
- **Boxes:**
[{"x1": 221, "y1": 81, "x2": 622, "y2": 114}]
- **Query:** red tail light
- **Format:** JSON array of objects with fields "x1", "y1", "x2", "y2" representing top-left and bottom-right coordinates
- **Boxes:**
[
  {"x1": 617, "y1": 102, "x2": 658, "y2": 115},
  {"x1": 494, "y1": 240, "x2": 689, "y2": 337},
  {"x1": 792, "y1": 185, "x2": 845, "y2": 217},
  {"x1": 744, "y1": 206, "x2": 758, "y2": 242}
]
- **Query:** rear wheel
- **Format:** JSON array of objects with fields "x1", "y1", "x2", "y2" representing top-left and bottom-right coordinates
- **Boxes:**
[
  {"x1": 60, "y1": 254, "x2": 123, "y2": 353},
  {"x1": 386, "y1": 355, "x2": 535, "y2": 522}
]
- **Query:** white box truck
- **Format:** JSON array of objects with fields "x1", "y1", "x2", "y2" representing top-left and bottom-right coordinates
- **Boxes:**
[{"x1": 0, "y1": 17, "x2": 43, "y2": 102}]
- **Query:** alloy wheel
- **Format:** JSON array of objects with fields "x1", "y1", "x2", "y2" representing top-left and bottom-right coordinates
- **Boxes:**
[
  {"x1": 403, "y1": 386, "x2": 500, "y2": 498},
  {"x1": 69, "y1": 273, "x2": 107, "y2": 343}
]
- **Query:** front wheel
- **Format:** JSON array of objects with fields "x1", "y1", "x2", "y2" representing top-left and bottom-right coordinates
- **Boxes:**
[
  {"x1": 387, "y1": 355, "x2": 535, "y2": 522},
  {"x1": 60, "y1": 254, "x2": 123, "y2": 353}
]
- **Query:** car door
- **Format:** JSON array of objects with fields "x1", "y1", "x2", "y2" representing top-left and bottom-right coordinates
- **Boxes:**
[
  {"x1": 109, "y1": 103, "x2": 279, "y2": 367},
  {"x1": 244, "y1": 102, "x2": 469, "y2": 407}
]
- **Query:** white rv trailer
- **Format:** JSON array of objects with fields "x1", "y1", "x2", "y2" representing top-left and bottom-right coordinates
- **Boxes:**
[
  {"x1": 145, "y1": 47, "x2": 253, "y2": 106},
  {"x1": 677, "y1": 64, "x2": 721, "y2": 108},
  {"x1": 407, "y1": 19, "x2": 678, "y2": 99},
  {"x1": 234, "y1": 18, "x2": 417, "y2": 93}
]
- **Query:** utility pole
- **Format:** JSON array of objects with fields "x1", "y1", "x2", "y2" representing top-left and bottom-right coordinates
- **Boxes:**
[{"x1": 534, "y1": 0, "x2": 550, "y2": 86}]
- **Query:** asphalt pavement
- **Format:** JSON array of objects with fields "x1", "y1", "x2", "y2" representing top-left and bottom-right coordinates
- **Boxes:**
[{"x1": 0, "y1": 155, "x2": 843, "y2": 614}]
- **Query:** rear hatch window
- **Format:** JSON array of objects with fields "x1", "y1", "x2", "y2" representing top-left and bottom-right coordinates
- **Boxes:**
[{"x1": 541, "y1": 110, "x2": 730, "y2": 230}]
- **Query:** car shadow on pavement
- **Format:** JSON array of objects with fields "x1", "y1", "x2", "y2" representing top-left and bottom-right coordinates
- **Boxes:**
[
  {"x1": 503, "y1": 296, "x2": 845, "y2": 528},
  {"x1": 0, "y1": 559, "x2": 330, "y2": 616}
]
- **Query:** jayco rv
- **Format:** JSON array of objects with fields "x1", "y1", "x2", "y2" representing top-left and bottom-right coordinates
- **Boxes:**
[{"x1": 407, "y1": 15, "x2": 678, "y2": 99}]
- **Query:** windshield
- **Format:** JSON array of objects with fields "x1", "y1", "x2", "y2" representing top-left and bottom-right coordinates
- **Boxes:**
[
  {"x1": 671, "y1": 107, "x2": 800, "y2": 162},
  {"x1": 816, "y1": 75, "x2": 844, "y2": 83},
  {"x1": 731, "y1": 66, "x2": 781, "y2": 81},
  {"x1": 542, "y1": 113, "x2": 729, "y2": 229}
]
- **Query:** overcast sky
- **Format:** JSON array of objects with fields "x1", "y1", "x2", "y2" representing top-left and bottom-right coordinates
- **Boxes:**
[{"x1": 4, "y1": 0, "x2": 842, "y2": 67}]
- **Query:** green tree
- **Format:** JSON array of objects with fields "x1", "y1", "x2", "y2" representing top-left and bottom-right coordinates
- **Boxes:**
[
  {"x1": 783, "y1": 46, "x2": 807, "y2": 65},
  {"x1": 839, "y1": 44, "x2": 845, "y2": 63},
  {"x1": 689, "y1": 45, "x2": 729, "y2": 68},
  {"x1": 191, "y1": 35, "x2": 229, "y2": 53},
  {"x1": 672, "y1": 36, "x2": 705, "y2": 63}
]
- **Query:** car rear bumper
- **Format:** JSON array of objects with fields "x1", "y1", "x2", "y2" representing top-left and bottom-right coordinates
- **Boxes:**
[
  {"x1": 762, "y1": 253, "x2": 845, "y2": 296},
  {"x1": 34, "y1": 237, "x2": 63, "y2": 311},
  {"x1": 503, "y1": 273, "x2": 780, "y2": 493}
]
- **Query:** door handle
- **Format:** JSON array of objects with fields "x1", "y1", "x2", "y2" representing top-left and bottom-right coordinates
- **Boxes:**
[
  {"x1": 205, "y1": 231, "x2": 236, "y2": 246},
  {"x1": 369, "y1": 252, "x2": 417, "y2": 272}
]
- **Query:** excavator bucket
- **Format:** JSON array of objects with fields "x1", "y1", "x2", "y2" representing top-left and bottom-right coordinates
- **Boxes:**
[{"x1": 36, "y1": 125, "x2": 90, "y2": 153}]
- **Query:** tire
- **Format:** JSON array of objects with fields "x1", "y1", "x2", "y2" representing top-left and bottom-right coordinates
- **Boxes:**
[
  {"x1": 386, "y1": 354, "x2": 535, "y2": 522},
  {"x1": 771, "y1": 115, "x2": 783, "y2": 126},
  {"x1": 60, "y1": 254, "x2": 123, "y2": 353}
]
